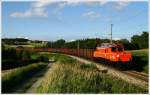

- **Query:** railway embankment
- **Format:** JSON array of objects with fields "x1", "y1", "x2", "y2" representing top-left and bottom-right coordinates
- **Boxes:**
[{"x1": 68, "y1": 55, "x2": 148, "y2": 90}]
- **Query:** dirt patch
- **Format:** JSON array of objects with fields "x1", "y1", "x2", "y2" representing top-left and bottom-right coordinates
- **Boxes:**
[{"x1": 25, "y1": 63, "x2": 52, "y2": 93}]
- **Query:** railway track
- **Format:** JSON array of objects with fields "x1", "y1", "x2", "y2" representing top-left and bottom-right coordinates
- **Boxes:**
[
  {"x1": 123, "y1": 71, "x2": 148, "y2": 82},
  {"x1": 91, "y1": 57, "x2": 149, "y2": 83},
  {"x1": 68, "y1": 55, "x2": 148, "y2": 90}
]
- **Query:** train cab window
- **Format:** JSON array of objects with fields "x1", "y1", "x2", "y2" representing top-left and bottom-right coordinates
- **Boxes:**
[
  {"x1": 111, "y1": 47, "x2": 116, "y2": 52},
  {"x1": 118, "y1": 47, "x2": 123, "y2": 52}
]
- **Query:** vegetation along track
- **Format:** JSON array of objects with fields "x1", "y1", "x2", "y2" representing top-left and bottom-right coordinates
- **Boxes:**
[
  {"x1": 93, "y1": 58, "x2": 148, "y2": 83},
  {"x1": 68, "y1": 54, "x2": 148, "y2": 90},
  {"x1": 123, "y1": 71, "x2": 148, "y2": 82}
]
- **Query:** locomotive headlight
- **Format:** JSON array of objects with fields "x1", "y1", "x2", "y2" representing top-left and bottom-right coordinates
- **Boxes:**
[
  {"x1": 112, "y1": 56, "x2": 114, "y2": 59},
  {"x1": 116, "y1": 54, "x2": 120, "y2": 58}
]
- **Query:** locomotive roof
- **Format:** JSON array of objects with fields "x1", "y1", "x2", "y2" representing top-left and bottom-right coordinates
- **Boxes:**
[{"x1": 97, "y1": 43, "x2": 121, "y2": 48}]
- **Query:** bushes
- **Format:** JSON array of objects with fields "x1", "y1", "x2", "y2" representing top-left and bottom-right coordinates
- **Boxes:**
[
  {"x1": 131, "y1": 49, "x2": 148, "y2": 73},
  {"x1": 2, "y1": 47, "x2": 30, "y2": 69},
  {"x1": 39, "y1": 52, "x2": 76, "y2": 64},
  {"x1": 2, "y1": 63, "x2": 47, "y2": 93},
  {"x1": 58, "y1": 55, "x2": 77, "y2": 64},
  {"x1": 80, "y1": 63, "x2": 96, "y2": 70},
  {"x1": 2, "y1": 46, "x2": 46, "y2": 70},
  {"x1": 39, "y1": 55, "x2": 49, "y2": 62}
]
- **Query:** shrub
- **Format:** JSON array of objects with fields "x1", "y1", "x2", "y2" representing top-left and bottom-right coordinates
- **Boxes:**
[
  {"x1": 80, "y1": 63, "x2": 96, "y2": 70},
  {"x1": 40, "y1": 55, "x2": 49, "y2": 62},
  {"x1": 2, "y1": 47, "x2": 44, "y2": 70},
  {"x1": 58, "y1": 55, "x2": 77, "y2": 64}
]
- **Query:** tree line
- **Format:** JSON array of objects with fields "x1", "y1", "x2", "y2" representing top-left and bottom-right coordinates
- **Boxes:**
[
  {"x1": 2, "y1": 32, "x2": 148, "y2": 50},
  {"x1": 2, "y1": 38, "x2": 29, "y2": 45},
  {"x1": 46, "y1": 32, "x2": 148, "y2": 50}
]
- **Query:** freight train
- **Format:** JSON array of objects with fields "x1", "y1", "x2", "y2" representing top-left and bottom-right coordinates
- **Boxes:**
[{"x1": 17, "y1": 43, "x2": 132, "y2": 66}]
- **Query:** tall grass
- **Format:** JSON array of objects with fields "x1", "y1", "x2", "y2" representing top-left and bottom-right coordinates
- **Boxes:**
[
  {"x1": 130, "y1": 49, "x2": 148, "y2": 73},
  {"x1": 2, "y1": 63, "x2": 47, "y2": 93},
  {"x1": 37, "y1": 54, "x2": 147, "y2": 93}
]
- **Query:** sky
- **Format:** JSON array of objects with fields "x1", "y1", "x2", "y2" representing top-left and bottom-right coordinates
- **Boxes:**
[{"x1": 2, "y1": 0, "x2": 148, "y2": 41}]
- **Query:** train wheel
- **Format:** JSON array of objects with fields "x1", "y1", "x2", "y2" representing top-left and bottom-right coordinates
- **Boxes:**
[{"x1": 125, "y1": 61, "x2": 133, "y2": 70}]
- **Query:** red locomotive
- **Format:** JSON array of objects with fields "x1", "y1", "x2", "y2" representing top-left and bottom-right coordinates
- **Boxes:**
[{"x1": 93, "y1": 43, "x2": 132, "y2": 63}]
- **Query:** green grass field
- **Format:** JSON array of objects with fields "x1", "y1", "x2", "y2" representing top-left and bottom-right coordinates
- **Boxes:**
[
  {"x1": 2, "y1": 63, "x2": 47, "y2": 93},
  {"x1": 36, "y1": 53, "x2": 147, "y2": 93},
  {"x1": 129, "y1": 49, "x2": 148, "y2": 73},
  {"x1": 4, "y1": 42, "x2": 47, "y2": 48}
]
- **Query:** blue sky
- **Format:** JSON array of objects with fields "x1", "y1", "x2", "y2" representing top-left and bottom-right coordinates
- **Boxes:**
[{"x1": 2, "y1": 1, "x2": 148, "y2": 41}]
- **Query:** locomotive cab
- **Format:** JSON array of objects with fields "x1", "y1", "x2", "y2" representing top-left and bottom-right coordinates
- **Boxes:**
[{"x1": 94, "y1": 43, "x2": 132, "y2": 63}]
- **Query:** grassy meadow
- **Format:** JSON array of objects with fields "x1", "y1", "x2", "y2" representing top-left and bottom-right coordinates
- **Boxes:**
[
  {"x1": 129, "y1": 49, "x2": 148, "y2": 73},
  {"x1": 36, "y1": 53, "x2": 147, "y2": 93},
  {"x1": 2, "y1": 63, "x2": 47, "y2": 93},
  {"x1": 4, "y1": 42, "x2": 47, "y2": 48}
]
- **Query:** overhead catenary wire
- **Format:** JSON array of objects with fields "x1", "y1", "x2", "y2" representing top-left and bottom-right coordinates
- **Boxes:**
[{"x1": 105, "y1": 7, "x2": 147, "y2": 40}]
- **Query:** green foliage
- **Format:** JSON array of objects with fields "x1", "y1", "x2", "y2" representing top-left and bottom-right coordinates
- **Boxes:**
[
  {"x1": 39, "y1": 52, "x2": 61, "y2": 62},
  {"x1": 37, "y1": 54, "x2": 147, "y2": 93},
  {"x1": 58, "y1": 55, "x2": 77, "y2": 64},
  {"x1": 21, "y1": 50, "x2": 31, "y2": 62},
  {"x1": 3, "y1": 32, "x2": 148, "y2": 50},
  {"x1": 39, "y1": 55, "x2": 49, "y2": 62},
  {"x1": 80, "y1": 63, "x2": 97, "y2": 69},
  {"x1": 46, "y1": 39, "x2": 65, "y2": 48},
  {"x1": 115, "y1": 39, "x2": 133, "y2": 50},
  {"x1": 2, "y1": 38, "x2": 29, "y2": 45},
  {"x1": 130, "y1": 49, "x2": 148, "y2": 73},
  {"x1": 2, "y1": 63, "x2": 47, "y2": 93},
  {"x1": 131, "y1": 32, "x2": 148, "y2": 49},
  {"x1": 40, "y1": 52, "x2": 76, "y2": 64},
  {"x1": 45, "y1": 32, "x2": 148, "y2": 50},
  {"x1": 2, "y1": 46, "x2": 46, "y2": 70}
]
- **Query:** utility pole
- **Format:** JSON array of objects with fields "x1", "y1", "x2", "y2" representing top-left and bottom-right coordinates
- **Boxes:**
[
  {"x1": 50, "y1": 42, "x2": 52, "y2": 48},
  {"x1": 77, "y1": 40, "x2": 80, "y2": 56},
  {"x1": 110, "y1": 24, "x2": 113, "y2": 44}
]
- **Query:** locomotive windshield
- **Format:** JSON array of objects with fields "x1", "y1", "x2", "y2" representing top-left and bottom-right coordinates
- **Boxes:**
[
  {"x1": 118, "y1": 47, "x2": 123, "y2": 51},
  {"x1": 111, "y1": 47, "x2": 116, "y2": 52},
  {"x1": 111, "y1": 46, "x2": 123, "y2": 52}
]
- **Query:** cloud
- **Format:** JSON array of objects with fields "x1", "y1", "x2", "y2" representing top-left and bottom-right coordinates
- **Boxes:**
[
  {"x1": 10, "y1": 2, "x2": 48, "y2": 18},
  {"x1": 114, "y1": 1, "x2": 129, "y2": 10},
  {"x1": 10, "y1": 11, "x2": 32, "y2": 18},
  {"x1": 10, "y1": 0, "x2": 108, "y2": 18},
  {"x1": 86, "y1": 0, "x2": 108, "y2": 6},
  {"x1": 10, "y1": 0, "x2": 129, "y2": 18},
  {"x1": 10, "y1": 7, "x2": 48, "y2": 18},
  {"x1": 10, "y1": 0, "x2": 52, "y2": 18},
  {"x1": 82, "y1": 11, "x2": 100, "y2": 19},
  {"x1": 113, "y1": 37, "x2": 121, "y2": 40}
]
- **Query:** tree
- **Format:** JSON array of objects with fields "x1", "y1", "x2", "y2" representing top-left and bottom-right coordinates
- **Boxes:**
[
  {"x1": 54, "y1": 39, "x2": 66, "y2": 48},
  {"x1": 131, "y1": 35, "x2": 141, "y2": 49},
  {"x1": 131, "y1": 32, "x2": 149, "y2": 49},
  {"x1": 21, "y1": 50, "x2": 31, "y2": 63},
  {"x1": 140, "y1": 32, "x2": 148, "y2": 48},
  {"x1": 117, "y1": 39, "x2": 133, "y2": 50}
]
